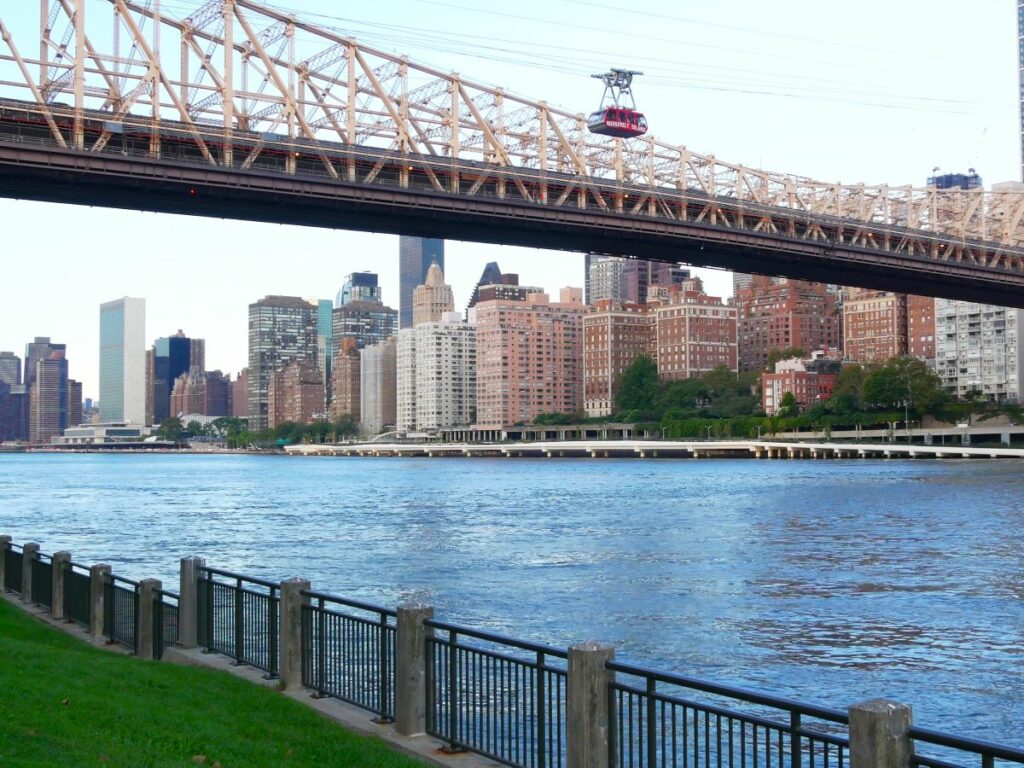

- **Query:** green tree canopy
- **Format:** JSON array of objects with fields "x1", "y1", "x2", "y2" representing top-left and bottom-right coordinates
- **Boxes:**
[
  {"x1": 862, "y1": 356, "x2": 947, "y2": 413},
  {"x1": 616, "y1": 355, "x2": 659, "y2": 415},
  {"x1": 765, "y1": 347, "x2": 807, "y2": 371},
  {"x1": 155, "y1": 416, "x2": 184, "y2": 443}
]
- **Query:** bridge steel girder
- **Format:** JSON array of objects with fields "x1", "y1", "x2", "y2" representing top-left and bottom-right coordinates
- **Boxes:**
[{"x1": 1, "y1": 141, "x2": 1023, "y2": 308}]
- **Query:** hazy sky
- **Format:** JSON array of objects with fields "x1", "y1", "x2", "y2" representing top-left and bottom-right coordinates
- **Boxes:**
[{"x1": 0, "y1": 0, "x2": 1016, "y2": 399}]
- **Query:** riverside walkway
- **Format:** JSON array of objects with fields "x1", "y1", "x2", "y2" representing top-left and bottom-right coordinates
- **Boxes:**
[{"x1": 285, "y1": 439, "x2": 1024, "y2": 460}]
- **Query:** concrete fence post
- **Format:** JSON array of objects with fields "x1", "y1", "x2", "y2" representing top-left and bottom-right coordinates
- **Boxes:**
[
  {"x1": 849, "y1": 699, "x2": 913, "y2": 768},
  {"x1": 21, "y1": 542, "x2": 39, "y2": 603},
  {"x1": 0, "y1": 535, "x2": 11, "y2": 590},
  {"x1": 279, "y1": 577, "x2": 310, "y2": 691},
  {"x1": 51, "y1": 551, "x2": 71, "y2": 619},
  {"x1": 137, "y1": 578, "x2": 161, "y2": 660},
  {"x1": 567, "y1": 642, "x2": 615, "y2": 768},
  {"x1": 89, "y1": 564, "x2": 111, "y2": 639},
  {"x1": 178, "y1": 556, "x2": 205, "y2": 649},
  {"x1": 395, "y1": 601, "x2": 435, "y2": 737}
]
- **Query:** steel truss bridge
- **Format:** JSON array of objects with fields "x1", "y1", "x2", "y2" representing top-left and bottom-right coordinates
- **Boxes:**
[{"x1": 2, "y1": 0, "x2": 1024, "y2": 306}]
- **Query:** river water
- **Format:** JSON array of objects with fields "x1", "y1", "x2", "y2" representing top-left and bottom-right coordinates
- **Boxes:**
[{"x1": 1, "y1": 453, "x2": 1021, "y2": 742}]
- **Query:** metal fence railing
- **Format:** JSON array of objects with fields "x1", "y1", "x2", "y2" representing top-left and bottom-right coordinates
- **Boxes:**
[
  {"x1": 63, "y1": 561, "x2": 91, "y2": 629},
  {"x1": 911, "y1": 725, "x2": 1024, "y2": 768},
  {"x1": 30, "y1": 552, "x2": 53, "y2": 609},
  {"x1": 3, "y1": 543, "x2": 23, "y2": 594},
  {"x1": 197, "y1": 566, "x2": 279, "y2": 677},
  {"x1": 607, "y1": 661, "x2": 849, "y2": 768},
  {"x1": 103, "y1": 574, "x2": 139, "y2": 653},
  {"x1": 300, "y1": 590, "x2": 396, "y2": 721},
  {"x1": 153, "y1": 588, "x2": 179, "y2": 660},
  {"x1": 425, "y1": 620, "x2": 568, "y2": 768}
]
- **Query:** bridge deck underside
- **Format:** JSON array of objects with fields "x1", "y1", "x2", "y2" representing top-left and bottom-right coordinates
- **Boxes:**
[{"x1": 1, "y1": 135, "x2": 1022, "y2": 307}]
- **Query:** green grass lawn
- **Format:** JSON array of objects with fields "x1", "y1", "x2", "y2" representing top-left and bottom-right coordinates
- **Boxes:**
[{"x1": 0, "y1": 598, "x2": 427, "y2": 767}]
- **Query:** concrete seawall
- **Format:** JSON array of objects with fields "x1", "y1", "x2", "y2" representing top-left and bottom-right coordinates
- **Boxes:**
[{"x1": 285, "y1": 439, "x2": 1024, "y2": 460}]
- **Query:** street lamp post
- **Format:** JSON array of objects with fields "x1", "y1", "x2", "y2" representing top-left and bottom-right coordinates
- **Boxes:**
[{"x1": 705, "y1": 425, "x2": 713, "y2": 441}]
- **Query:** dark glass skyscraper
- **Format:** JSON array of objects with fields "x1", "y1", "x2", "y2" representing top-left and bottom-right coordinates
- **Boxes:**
[
  {"x1": 399, "y1": 237, "x2": 445, "y2": 329},
  {"x1": 151, "y1": 331, "x2": 196, "y2": 425}
]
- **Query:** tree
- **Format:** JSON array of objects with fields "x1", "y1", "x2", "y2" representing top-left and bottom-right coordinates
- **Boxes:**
[
  {"x1": 155, "y1": 416, "x2": 184, "y2": 443},
  {"x1": 863, "y1": 356, "x2": 947, "y2": 413},
  {"x1": 616, "y1": 355, "x2": 659, "y2": 415},
  {"x1": 776, "y1": 391, "x2": 799, "y2": 418},
  {"x1": 831, "y1": 364, "x2": 867, "y2": 410}
]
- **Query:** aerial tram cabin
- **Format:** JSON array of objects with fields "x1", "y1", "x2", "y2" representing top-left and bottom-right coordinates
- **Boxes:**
[{"x1": 587, "y1": 68, "x2": 648, "y2": 139}]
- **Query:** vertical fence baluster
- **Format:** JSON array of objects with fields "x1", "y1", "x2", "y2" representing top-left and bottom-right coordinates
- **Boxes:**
[
  {"x1": 536, "y1": 651, "x2": 547, "y2": 768},
  {"x1": 376, "y1": 613, "x2": 390, "y2": 721},
  {"x1": 646, "y1": 677, "x2": 657, "y2": 768},
  {"x1": 446, "y1": 630, "x2": 460, "y2": 752},
  {"x1": 790, "y1": 712, "x2": 801, "y2": 768},
  {"x1": 269, "y1": 587, "x2": 279, "y2": 678},
  {"x1": 316, "y1": 597, "x2": 327, "y2": 697}
]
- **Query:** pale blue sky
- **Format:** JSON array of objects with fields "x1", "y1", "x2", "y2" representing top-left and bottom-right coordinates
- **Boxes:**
[{"x1": 0, "y1": 0, "x2": 1016, "y2": 398}]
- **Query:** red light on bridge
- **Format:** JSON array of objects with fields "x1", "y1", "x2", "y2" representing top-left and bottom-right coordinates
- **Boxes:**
[{"x1": 188, "y1": 187, "x2": 197, "y2": 196}]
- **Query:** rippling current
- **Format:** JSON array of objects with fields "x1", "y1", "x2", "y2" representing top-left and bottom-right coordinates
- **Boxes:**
[{"x1": 1, "y1": 453, "x2": 1021, "y2": 741}]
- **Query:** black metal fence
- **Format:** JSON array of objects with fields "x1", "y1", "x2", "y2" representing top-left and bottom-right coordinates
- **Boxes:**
[
  {"x1": 425, "y1": 620, "x2": 568, "y2": 768},
  {"x1": 103, "y1": 574, "x2": 139, "y2": 653},
  {"x1": 30, "y1": 552, "x2": 53, "y2": 609},
  {"x1": 3, "y1": 543, "x2": 23, "y2": 593},
  {"x1": 301, "y1": 590, "x2": 396, "y2": 721},
  {"x1": 153, "y1": 588, "x2": 179, "y2": 660},
  {"x1": 197, "y1": 566, "x2": 279, "y2": 677},
  {"x1": 608, "y1": 661, "x2": 849, "y2": 768},
  {"x1": 911, "y1": 725, "x2": 1024, "y2": 768},
  {"x1": 64, "y1": 561, "x2": 91, "y2": 629}
]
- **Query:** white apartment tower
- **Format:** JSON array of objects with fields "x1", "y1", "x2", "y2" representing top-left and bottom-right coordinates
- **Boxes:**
[
  {"x1": 934, "y1": 300, "x2": 1024, "y2": 402},
  {"x1": 99, "y1": 297, "x2": 146, "y2": 424},
  {"x1": 397, "y1": 312, "x2": 476, "y2": 434},
  {"x1": 360, "y1": 337, "x2": 397, "y2": 435}
]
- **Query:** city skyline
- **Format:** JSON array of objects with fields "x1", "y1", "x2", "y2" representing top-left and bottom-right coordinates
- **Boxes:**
[{"x1": 0, "y1": 0, "x2": 1016, "y2": 400}]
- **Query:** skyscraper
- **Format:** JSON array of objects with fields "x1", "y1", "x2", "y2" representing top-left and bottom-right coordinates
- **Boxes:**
[
  {"x1": 400, "y1": 237, "x2": 445, "y2": 329},
  {"x1": 335, "y1": 272, "x2": 383, "y2": 308},
  {"x1": 99, "y1": 297, "x2": 146, "y2": 424},
  {"x1": 30, "y1": 349, "x2": 69, "y2": 443},
  {"x1": 0, "y1": 351, "x2": 21, "y2": 386},
  {"x1": 397, "y1": 312, "x2": 476, "y2": 433},
  {"x1": 247, "y1": 296, "x2": 319, "y2": 431},
  {"x1": 150, "y1": 331, "x2": 197, "y2": 425},
  {"x1": 360, "y1": 337, "x2": 397, "y2": 435},
  {"x1": 24, "y1": 337, "x2": 65, "y2": 389}
]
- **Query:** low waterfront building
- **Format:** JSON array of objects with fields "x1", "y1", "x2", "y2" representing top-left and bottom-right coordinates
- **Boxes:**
[
  {"x1": 53, "y1": 423, "x2": 155, "y2": 446},
  {"x1": 761, "y1": 353, "x2": 842, "y2": 416}
]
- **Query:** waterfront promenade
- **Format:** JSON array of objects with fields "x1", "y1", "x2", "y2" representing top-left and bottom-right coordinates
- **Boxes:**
[{"x1": 286, "y1": 439, "x2": 1024, "y2": 460}]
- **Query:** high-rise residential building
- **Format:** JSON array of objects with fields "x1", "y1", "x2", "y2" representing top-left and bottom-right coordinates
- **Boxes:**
[
  {"x1": 0, "y1": 351, "x2": 20, "y2": 385},
  {"x1": 400, "y1": 237, "x2": 445, "y2": 329},
  {"x1": 170, "y1": 368, "x2": 231, "y2": 418},
  {"x1": 360, "y1": 337, "x2": 397, "y2": 435},
  {"x1": 330, "y1": 337, "x2": 361, "y2": 422},
  {"x1": 412, "y1": 263, "x2": 455, "y2": 326},
  {"x1": 190, "y1": 338, "x2": 206, "y2": 372},
  {"x1": 149, "y1": 331, "x2": 198, "y2": 425},
  {"x1": 761, "y1": 354, "x2": 843, "y2": 416},
  {"x1": 584, "y1": 300, "x2": 654, "y2": 418},
  {"x1": 841, "y1": 289, "x2": 907, "y2": 364},
  {"x1": 735, "y1": 277, "x2": 840, "y2": 372},
  {"x1": 99, "y1": 297, "x2": 146, "y2": 424},
  {"x1": 732, "y1": 272, "x2": 755, "y2": 297},
  {"x1": 30, "y1": 349, "x2": 69, "y2": 443},
  {"x1": 652, "y1": 279, "x2": 738, "y2": 379},
  {"x1": 24, "y1": 337, "x2": 66, "y2": 389},
  {"x1": 231, "y1": 369, "x2": 249, "y2": 419},
  {"x1": 475, "y1": 287, "x2": 585, "y2": 428},
  {"x1": 907, "y1": 295, "x2": 936, "y2": 362},
  {"x1": 935, "y1": 301, "x2": 1024, "y2": 402},
  {"x1": 331, "y1": 301, "x2": 398, "y2": 354},
  {"x1": 268, "y1": 359, "x2": 324, "y2": 428},
  {"x1": 68, "y1": 379, "x2": 83, "y2": 427},
  {"x1": 397, "y1": 311, "x2": 476, "y2": 433},
  {"x1": 247, "y1": 296, "x2": 319, "y2": 431},
  {"x1": 335, "y1": 272, "x2": 382, "y2": 308}
]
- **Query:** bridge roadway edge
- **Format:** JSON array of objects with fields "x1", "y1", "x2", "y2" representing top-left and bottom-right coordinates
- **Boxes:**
[
  {"x1": 0, "y1": 141, "x2": 1021, "y2": 307},
  {"x1": 0, "y1": 589, "x2": 501, "y2": 768}
]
